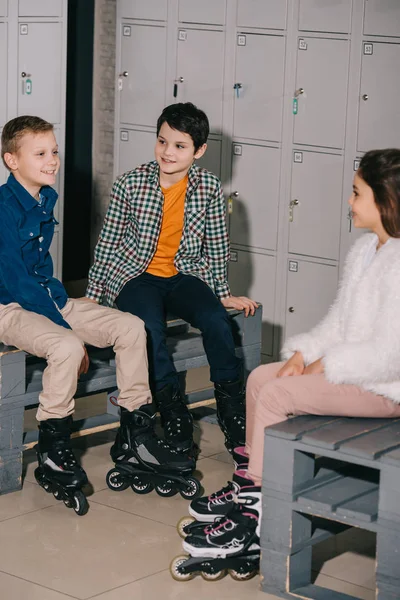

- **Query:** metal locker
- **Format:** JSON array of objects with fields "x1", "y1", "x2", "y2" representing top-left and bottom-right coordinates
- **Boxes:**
[
  {"x1": 293, "y1": 37, "x2": 349, "y2": 149},
  {"x1": 0, "y1": 1, "x2": 7, "y2": 17},
  {"x1": 0, "y1": 128, "x2": 7, "y2": 185},
  {"x1": 237, "y1": 0, "x2": 287, "y2": 30},
  {"x1": 119, "y1": 24, "x2": 167, "y2": 127},
  {"x1": 298, "y1": 0, "x2": 351, "y2": 34},
  {"x1": 118, "y1": 129, "x2": 156, "y2": 176},
  {"x1": 19, "y1": 0, "x2": 63, "y2": 17},
  {"x1": 0, "y1": 23, "x2": 6, "y2": 127},
  {"x1": 288, "y1": 151, "x2": 343, "y2": 260},
  {"x1": 119, "y1": 0, "x2": 167, "y2": 21},
  {"x1": 228, "y1": 248, "x2": 276, "y2": 356},
  {"x1": 357, "y1": 42, "x2": 400, "y2": 152},
  {"x1": 229, "y1": 143, "x2": 280, "y2": 252},
  {"x1": 197, "y1": 138, "x2": 221, "y2": 178},
  {"x1": 285, "y1": 259, "x2": 338, "y2": 340},
  {"x1": 18, "y1": 22, "x2": 63, "y2": 124},
  {"x1": 175, "y1": 28, "x2": 224, "y2": 133},
  {"x1": 233, "y1": 34, "x2": 285, "y2": 143},
  {"x1": 50, "y1": 230, "x2": 60, "y2": 280},
  {"x1": 179, "y1": 0, "x2": 226, "y2": 26},
  {"x1": 364, "y1": 0, "x2": 400, "y2": 38}
]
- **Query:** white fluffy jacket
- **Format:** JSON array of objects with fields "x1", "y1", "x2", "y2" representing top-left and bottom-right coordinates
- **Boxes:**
[{"x1": 282, "y1": 233, "x2": 400, "y2": 404}]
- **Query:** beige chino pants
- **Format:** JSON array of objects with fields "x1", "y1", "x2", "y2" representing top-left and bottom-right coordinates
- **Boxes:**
[{"x1": 0, "y1": 299, "x2": 151, "y2": 421}]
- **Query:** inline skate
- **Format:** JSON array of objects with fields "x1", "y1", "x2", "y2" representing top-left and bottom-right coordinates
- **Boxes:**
[
  {"x1": 154, "y1": 383, "x2": 196, "y2": 454},
  {"x1": 177, "y1": 454, "x2": 250, "y2": 538},
  {"x1": 171, "y1": 487, "x2": 261, "y2": 581},
  {"x1": 34, "y1": 416, "x2": 89, "y2": 516},
  {"x1": 106, "y1": 405, "x2": 201, "y2": 499},
  {"x1": 214, "y1": 379, "x2": 246, "y2": 453}
]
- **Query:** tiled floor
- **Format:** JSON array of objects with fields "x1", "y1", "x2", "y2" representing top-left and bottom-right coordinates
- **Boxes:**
[{"x1": 1, "y1": 392, "x2": 377, "y2": 600}]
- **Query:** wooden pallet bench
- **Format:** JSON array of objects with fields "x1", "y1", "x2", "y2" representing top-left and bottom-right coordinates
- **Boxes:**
[
  {"x1": 260, "y1": 415, "x2": 400, "y2": 600},
  {"x1": 0, "y1": 306, "x2": 262, "y2": 495}
]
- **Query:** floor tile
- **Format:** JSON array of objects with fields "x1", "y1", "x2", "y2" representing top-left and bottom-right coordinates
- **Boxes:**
[
  {"x1": 90, "y1": 456, "x2": 234, "y2": 527},
  {"x1": 0, "y1": 572, "x2": 77, "y2": 600},
  {"x1": 194, "y1": 420, "x2": 228, "y2": 458},
  {"x1": 313, "y1": 572, "x2": 375, "y2": 600},
  {"x1": 0, "y1": 502, "x2": 183, "y2": 600},
  {"x1": 0, "y1": 481, "x2": 58, "y2": 522}
]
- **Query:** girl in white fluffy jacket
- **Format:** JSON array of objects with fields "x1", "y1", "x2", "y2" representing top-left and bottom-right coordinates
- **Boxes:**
[{"x1": 181, "y1": 149, "x2": 400, "y2": 561}]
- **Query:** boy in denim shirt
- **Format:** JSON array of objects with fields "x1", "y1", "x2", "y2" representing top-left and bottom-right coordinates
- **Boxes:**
[
  {"x1": 0, "y1": 116, "x2": 193, "y2": 511},
  {"x1": 86, "y1": 103, "x2": 258, "y2": 455}
]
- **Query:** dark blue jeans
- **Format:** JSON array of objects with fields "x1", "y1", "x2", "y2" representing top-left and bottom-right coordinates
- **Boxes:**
[{"x1": 116, "y1": 273, "x2": 241, "y2": 392}]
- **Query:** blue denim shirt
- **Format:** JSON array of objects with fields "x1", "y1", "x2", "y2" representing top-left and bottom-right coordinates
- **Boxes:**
[{"x1": 0, "y1": 174, "x2": 70, "y2": 328}]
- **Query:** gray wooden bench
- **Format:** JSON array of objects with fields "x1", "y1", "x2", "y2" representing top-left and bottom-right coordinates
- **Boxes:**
[
  {"x1": 0, "y1": 306, "x2": 262, "y2": 495},
  {"x1": 260, "y1": 415, "x2": 400, "y2": 600}
]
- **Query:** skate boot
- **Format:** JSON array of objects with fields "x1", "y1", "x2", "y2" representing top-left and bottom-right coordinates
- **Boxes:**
[
  {"x1": 214, "y1": 379, "x2": 246, "y2": 453},
  {"x1": 176, "y1": 467, "x2": 251, "y2": 538},
  {"x1": 171, "y1": 487, "x2": 261, "y2": 582},
  {"x1": 106, "y1": 405, "x2": 201, "y2": 500},
  {"x1": 154, "y1": 384, "x2": 195, "y2": 454},
  {"x1": 34, "y1": 416, "x2": 89, "y2": 516}
]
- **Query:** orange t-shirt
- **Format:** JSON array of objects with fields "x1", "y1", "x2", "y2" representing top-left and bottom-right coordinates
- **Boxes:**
[{"x1": 146, "y1": 175, "x2": 188, "y2": 277}]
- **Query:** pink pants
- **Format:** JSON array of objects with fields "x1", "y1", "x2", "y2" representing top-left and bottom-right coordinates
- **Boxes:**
[{"x1": 246, "y1": 362, "x2": 400, "y2": 485}]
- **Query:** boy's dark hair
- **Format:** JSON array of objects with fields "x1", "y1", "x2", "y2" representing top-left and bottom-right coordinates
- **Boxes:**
[
  {"x1": 1, "y1": 115, "x2": 54, "y2": 170},
  {"x1": 358, "y1": 148, "x2": 400, "y2": 238},
  {"x1": 156, "y1": 102, "x2": 209, "y2": 151}
]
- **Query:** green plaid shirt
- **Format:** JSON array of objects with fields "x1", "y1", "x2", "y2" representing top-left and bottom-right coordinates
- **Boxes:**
[{"x1": 86, "y1": 161, "x2": 231, "y2": 305}]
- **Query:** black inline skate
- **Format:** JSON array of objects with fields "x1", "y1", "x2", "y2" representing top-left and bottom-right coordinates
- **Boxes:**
[
  {"x1": 34, "y1": 416, "x2": 89, "y2": 516},
  {"x1": 106, "y1": 405, "x2": 201, "y2": 499},
  {"x1": 177, "y1": 454, "x2": 250, "y2": 538},
  {"x1": 214, "y1": 379, "x2": 246, "y2": 453},
  {"x1": 154, "y1": 383, "x2": 196, "y2": 454},
  {"x1": 170, "y1": 487, "x2": 261, "y2": 582}
]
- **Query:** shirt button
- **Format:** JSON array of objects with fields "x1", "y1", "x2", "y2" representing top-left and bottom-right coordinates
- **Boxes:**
[
  {"x1": 29, "y1": 232, "x2": 33, "y2": 236},
  {"x1": 39, "y1": 248, "x2": 43, "y2": 252},
  {"x1": 43, "y1": 211, "x2": 46, "y2": 214}
]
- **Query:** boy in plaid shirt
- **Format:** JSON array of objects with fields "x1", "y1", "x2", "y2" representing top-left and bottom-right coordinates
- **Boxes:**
[{"x1": 85, "y1": 103, "x2": 257, "y2": 454}]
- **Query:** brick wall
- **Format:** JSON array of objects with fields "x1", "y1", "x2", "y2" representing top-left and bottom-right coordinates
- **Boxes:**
[{"x1": 91, "y1": 0, "x2": 117, "y2": 252}]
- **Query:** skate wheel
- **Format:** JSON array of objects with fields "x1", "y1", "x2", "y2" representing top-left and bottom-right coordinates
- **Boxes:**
[
  {"x1": 106, "y1": 468, "x2": 129, "y2": 492},
  {"x1": 201, "y1": 569, "x2": 226, "y2": 581},
  {"x1": 63, "y1": 498, "x2": 73, "y2": 509},
  {"x1": 228, "y1": 568, "x2": 258, "y2": 581},
  {"x1": 131, "y1": 476, "x2": 154, "y2": 495},
  {"x1": 179, "y1": 476, "x2": 201, "y2": 500},
  {"x1": 177, "y1": 516, "x2": 195, "y2": 539},
  {"x1": 73, "y1": 490, "x2": 89, "y2": 516},
  {"x1": 53, "y1": 489, "x2": 61, "y2": 500},
  {"x1": 34, "y1": 467, "x2": 52, "y2": 492},
  {"x1": 169, "y1": 555, "x2": 194, "y2": 581},
  {"x1": 155, "y1": 481, "x2": 178, "y2": 498}
]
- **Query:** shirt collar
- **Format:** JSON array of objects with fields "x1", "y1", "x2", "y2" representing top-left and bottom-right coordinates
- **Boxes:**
[
  {"x1": 7, "y1": 173, "x2": 58, "y2": 211},
  {"x1": 147, "y1": 160, "x2": 200, "y2": 190}
]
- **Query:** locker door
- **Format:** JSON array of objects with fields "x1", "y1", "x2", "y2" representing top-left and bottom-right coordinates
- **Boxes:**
[
  {"x1": 19, "y1": 0, "x2": 63, "y2": 16},
  {"x1": 18, "y1": 22, "x2": 63, "y2": 124},
  {"x1": 364, "y1": 0, "x2": 400, "y2": 38},
  {"x1": 119, "y1": 24, "x2": 166, "y2": 128},
  {"x1": 233, "y1": 34, "x2": 285, "y2": 143},
  {"x1": 119, "y1": 0, "x2": 167, "y2": 21},
  {"x1": 294, "y1": 38, "x2": 349, "y2": 149},
  {"x1": 229, "y1": 249, "x2": 276, "y2": 356},
  {"x1": 179, "y1": 0, "x2": 226, "y2": 25},
  {"x1": 357, "y1": 43, "x2": 400, "y2": 152},
  {"x1": 229, "y1": 143, "x2": 280, "y2": 251},
  {"x1": 176, "y1": 28, "x2": 224, "y2": 133},
  {"x1": 197, "y1": 138, "x2": 221, "y2": 178},
  {"x1": 0, "y1": 1, "x2": 7, "y2": 17},
  {"x1": 237, "y1": 0, "x2": 287, "y2": 30},
  {"x1": 285, "y1": 260, "x2": 338, "y2": 340},
  {"x1": 0, "y1": 23, "x2": 6, "y2": 127},
  {"x1": 0, "y1": 129, "x2": 7, "y2": 185},
  {"x1": 298, "y1": 0, "x2": 351, "y2": 34},
  {"x1": 288, "y1": 151, "x2": 343, "y2": 260},
  {"x1": 118, "y1": 129, "x2": 156, "y2": 176},
  {"x1": 50, "y1": 230, "x2": 60, "y2": 279}
]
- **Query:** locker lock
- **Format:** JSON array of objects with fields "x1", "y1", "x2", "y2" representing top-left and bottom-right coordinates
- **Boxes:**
[
  {"x1": 362, "y1": 94, "x2": 369, "y2": 101},
  {"x1": 120, "y1": 71, "x2": 129, "y2": 77},
  {"x1": 232, "y1": 191, "x2": 239, "y2": 198},
  {"x1": 288, "y1": 307, "x2": 295, "y2": 313},
  {"x1": 294, "y1": 87, "x2": 304, "y2": 97},
  {"x1": 21, "y1": 72, "x2": 28, "y2": 78}
]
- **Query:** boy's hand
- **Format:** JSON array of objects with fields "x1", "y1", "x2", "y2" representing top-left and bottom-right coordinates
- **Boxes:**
[
  {"x1": 79, "y1": 347, "x2": 90, "y2": 376},
  {"x1": 77, "y1": 297, "x2": 98, "y2": 304},
  {"x1": 277, "y1": 352, "x2": 305, "y2": 378},
  {"x1": 303, "y1": 358, "x2": 324, "y2": 376},
  {"x1": 221, "y1": 295, "x2": 259, "y2": 317}
]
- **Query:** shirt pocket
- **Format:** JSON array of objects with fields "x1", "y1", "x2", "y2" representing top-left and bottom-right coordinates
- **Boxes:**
[
  {"x1": 19, "y1": 224, "x2": 41, "y2": 246},
  {"x1": 186, "y1": 208, "x2": 207, "y2": 239}
]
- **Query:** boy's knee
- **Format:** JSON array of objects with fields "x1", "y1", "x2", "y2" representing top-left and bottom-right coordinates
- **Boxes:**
[
  {"x1": 120, "y1": 313, "x2": 147, "y2": 343},
  {"x1": 51, "y1": 334, "x2": 85, "y2": 363}
]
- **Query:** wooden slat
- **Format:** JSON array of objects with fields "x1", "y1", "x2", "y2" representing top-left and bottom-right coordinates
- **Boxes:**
[
  {"x1": 265, "y1": 415, "x2": 339, "y2": 440},
  {"x1": 301, "y1": 417, "x2": 395, "y2": 450},
  {"x1": 292, "y1": 584, "x2": 360, "y2": 600},
  {"x1": 379, "y1": 445, "x2": 400, "y2": 467},
  {"x1": 336, "y1": 488, "x2": 379, "y2": 522},
  {"x1": 339, "y1": 420, "x2": 400, "y2": 460},
  {"x1": 296, "y1": 475, "x2": 378, "y2": 514}
]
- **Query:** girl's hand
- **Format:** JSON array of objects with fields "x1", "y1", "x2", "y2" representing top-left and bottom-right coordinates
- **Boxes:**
[
  {"x1": 277, "y1": 352, "x2": 305, "y2": 378},
  {"x1": 303, "y1": 358, "x2": 324, "y2": 375},
  {"x1": 221, "y1": 295, "x2": 259, "y2": 317}
]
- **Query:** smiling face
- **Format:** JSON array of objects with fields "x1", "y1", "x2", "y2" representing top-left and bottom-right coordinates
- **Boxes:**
[
  {"x1": 4, "y1": 130, "x2": 60, "y2": 198},
  {"x1": 154, "y1": 122, "x2": 206, "y2": 186}
]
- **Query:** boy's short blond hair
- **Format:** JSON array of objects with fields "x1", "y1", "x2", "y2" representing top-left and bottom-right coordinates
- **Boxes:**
[{"x1": 1, "y1": 115, "x2": 54, "y2": 170}]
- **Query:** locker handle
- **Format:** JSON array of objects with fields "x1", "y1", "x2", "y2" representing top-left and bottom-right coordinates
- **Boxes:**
[
  {"x1": 120, "y1": 71, "x2": 129, "y2": 77},
  {"x1": 289, "y1": 199, "x2": 299, "y2": 222},
  {"x1": 362, "y1": 94, "x2": 369, "y2": 101},
  {"x1": 173, "y1": 77, "x2": 184, "y2": 98},
  {"x1": 21, "y1": 72, "x2": 31, "y2": 78},
  {"x1": 288, "y1": 307, "x2": 295, "y2": 313},
  {"x1": 294, "y1": 88, "x2": 304, "y2": 97}
]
